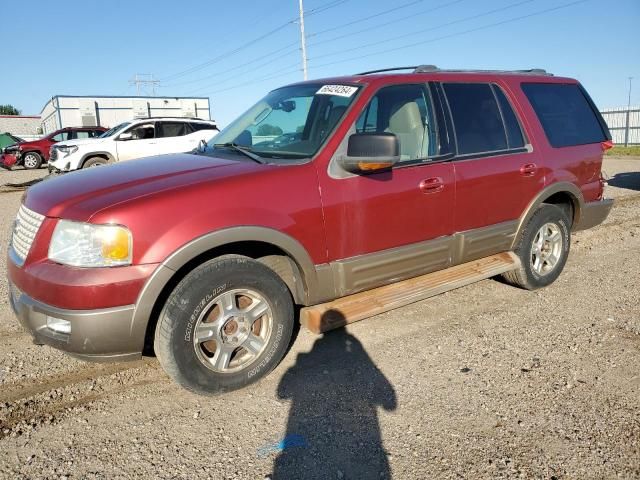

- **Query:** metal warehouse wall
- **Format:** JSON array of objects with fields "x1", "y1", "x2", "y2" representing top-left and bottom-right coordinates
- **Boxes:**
[
  {"x1": 601, "y1": 106, "x2": 640, "y2": 145},
  {"x1": 40, "y1": 96, "x2": 212, "y2": 134}
]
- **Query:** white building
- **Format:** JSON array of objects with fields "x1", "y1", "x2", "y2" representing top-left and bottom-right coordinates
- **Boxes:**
[
  {"x1": 40, "y1": 95, "x2": 212, "y2": 134},
  {"x1": 0, "y1": 115, "x2": 41, "y2": 140}
]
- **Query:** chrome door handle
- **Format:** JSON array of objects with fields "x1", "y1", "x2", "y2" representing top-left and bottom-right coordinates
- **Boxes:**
[
  {"x1": 520, "y1": 163, "x2": 537, "y2": 176},
  {"x1": 419, "y1": 177, "x2": 444, "y2": 194}
]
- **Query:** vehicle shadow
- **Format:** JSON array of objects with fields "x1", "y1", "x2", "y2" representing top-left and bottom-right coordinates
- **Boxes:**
[
  {"x1": 270, "y1": 312, "x2": 397, "y2": 480},
  {"x1": 608, "y1": 171, "x2": 640, "y2": 191}
]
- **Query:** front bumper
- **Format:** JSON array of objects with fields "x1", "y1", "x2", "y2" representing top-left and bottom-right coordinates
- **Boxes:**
[
  {"x1": 574, "y1": 198, "x2": 614, "y2": 231},
  {"x1": 9, "y1": 281, "x2": 142, "y2": 362}
]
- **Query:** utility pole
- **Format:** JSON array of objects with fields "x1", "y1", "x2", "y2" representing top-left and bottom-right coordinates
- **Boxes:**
[
  {"x1": 129, "y1": 74, "x2": 160, "y2": 96},
  {"x1": 625, "y1": 77, "x2": 633, "y2": 147},
  {"x1": 298, "y1": 0, "x2": 308, "y2": 80}
]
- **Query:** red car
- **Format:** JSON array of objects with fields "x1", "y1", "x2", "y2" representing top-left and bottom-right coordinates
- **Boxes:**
[
  {"x1": 2, "y1": 126, "x2": 106, "y2": 169},
  {"x1": 8, "y1": 66, "x2": 613, "y2": 394}
]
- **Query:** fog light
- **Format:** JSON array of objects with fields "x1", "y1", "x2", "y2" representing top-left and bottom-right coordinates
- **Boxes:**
[{"x1": 46, "y1": 316, "x2": 71, "y2": 334}]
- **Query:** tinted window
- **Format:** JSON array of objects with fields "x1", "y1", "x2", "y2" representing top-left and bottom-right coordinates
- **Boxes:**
[
  {"x1": 493, "y1": 86, "x2": 525, "y2": 149},
  {"x1": 51, "y1": 132, "x2": 71, "y2": 142},
  {"x1": 126, "y1": 123, "x2": 155, "y2": 140},
  {"x1": 191, "y1": 122, "x2": 217, "y2": 132},
  {"x1": 157, "y1": 122, "x2": 188, "y2": 138},
  {"x1": 522, "y1": 83, "x2": 607, "y2": 148},
  {"x1": 444, "y1": 83, "x2": 507, "y2": 155},
  {"x1": 89, "y1": 130, "x2": 103, "y2": 138},
  {"x1": 355, "y1": 84, "x2": 434, "y2": 161}
]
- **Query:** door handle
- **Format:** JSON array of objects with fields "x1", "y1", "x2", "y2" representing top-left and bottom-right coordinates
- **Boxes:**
[
  {"x1": 519, "y1": 163, "x2": 537, "y2": 177},
  {"x1": 419, "y1": 177, "x2": 444, "y2": 194}
]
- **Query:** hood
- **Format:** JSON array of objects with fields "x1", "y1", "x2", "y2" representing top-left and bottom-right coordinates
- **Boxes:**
[
  {"x1": 24, "y1": 153, "x2": 267, "y2": 220},
  {"x1": 54, "y1": 137, "x2": 105, "y2": 148}
]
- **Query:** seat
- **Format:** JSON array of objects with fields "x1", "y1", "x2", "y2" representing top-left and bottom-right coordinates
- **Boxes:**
[{"x1": 385, "y1": 102, "x2": 424, "y2": 160}]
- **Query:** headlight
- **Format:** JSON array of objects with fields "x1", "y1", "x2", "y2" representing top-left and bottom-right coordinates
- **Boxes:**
[
  {"x1": 49, "y1": 220, "x2": 132, "y2": 267},
  {"x1": 57, "y1": 145, "x2": 78, "y2": 157}
]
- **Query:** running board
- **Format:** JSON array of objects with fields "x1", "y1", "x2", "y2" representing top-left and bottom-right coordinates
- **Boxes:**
[{"x1": 300, "y1": 252, "x2": 520, "y2": 334}]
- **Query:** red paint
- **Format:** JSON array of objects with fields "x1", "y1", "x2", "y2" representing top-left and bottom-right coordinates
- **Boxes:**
[
  {"x1": 9, "y1": 126, "x2": 106, "y2": 164},
  {"x1": 9, "y1": 71, "x2": 609, "y2": 310}
]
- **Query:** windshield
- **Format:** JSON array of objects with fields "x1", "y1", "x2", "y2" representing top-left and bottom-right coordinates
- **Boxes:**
[
  {"x1": 209, "y1": 83, "x2": 360, "y2": 159},
  {"x1": 99, "y1": 122, "x2": 131, "y2": 138}
]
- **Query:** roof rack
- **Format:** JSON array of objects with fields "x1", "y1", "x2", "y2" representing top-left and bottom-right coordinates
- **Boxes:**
[
  {"x1": 356, "y1": 65, "x2": 552, "y2": 76},
  {"x1": 135, "y1": 116, "x2": 215, "y2": 121}
]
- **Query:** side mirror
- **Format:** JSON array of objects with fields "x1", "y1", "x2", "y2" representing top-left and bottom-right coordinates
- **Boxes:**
[
  {"x1": 118, "y1": 132, "x2": 133, "y2": 141},
  {"x1": 198, "y1": 139, "x2": 207, "y2": 153},
  {"x1": 340, "y1": 133, "x2": 400, "y2": 174}
]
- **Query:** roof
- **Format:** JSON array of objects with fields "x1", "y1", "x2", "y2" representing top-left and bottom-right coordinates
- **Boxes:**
[{"x1": 283, "y1": 66, "x2": 576, "y2": 89}]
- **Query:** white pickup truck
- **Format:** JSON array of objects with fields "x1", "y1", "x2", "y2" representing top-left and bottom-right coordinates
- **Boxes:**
[{"x1": 48, "y1": 117, "x2": 218, "y2": 172}]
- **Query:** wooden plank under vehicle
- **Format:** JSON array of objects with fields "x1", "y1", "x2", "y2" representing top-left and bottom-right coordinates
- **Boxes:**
[{"x1": 300, "y1": 252, "x2": 520, "y2": 334}]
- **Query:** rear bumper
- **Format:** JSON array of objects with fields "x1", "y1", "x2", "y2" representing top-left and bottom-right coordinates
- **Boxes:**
[
  {"x1": 9, "y1": 280, "x2": 142, "y2": 362},
  {"x1": 574, "y1": 198, "x2": 614, "y2": 231}
]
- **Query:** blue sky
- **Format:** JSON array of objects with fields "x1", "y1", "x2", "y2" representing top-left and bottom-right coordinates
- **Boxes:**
[{"x1": 1, "y1": 0, "x2": 638, "y2": 126}]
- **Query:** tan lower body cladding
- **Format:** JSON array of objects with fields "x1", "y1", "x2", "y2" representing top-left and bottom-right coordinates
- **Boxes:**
[{"x1": 300, "y1": 252, "x2": 520, "y2": 334}]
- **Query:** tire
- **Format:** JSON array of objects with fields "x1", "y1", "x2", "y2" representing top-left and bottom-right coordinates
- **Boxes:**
[
  {"x1": 154, "y1": 256, "x2": 295, "y2": 395},
  {"x1": 83, "y1": 157, "x2": 108, "y2": 168},
  {"x1": 22, "y1": 152, "x2": 42, "y2": 169},
  {"x1": 502, "y1": 204, "x2": 571, "y2": 290}
]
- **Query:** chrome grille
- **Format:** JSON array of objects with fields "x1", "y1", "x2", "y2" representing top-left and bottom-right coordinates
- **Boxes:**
[{"x1": 11, "y1": 205, "x2": 45, "y2": 265}]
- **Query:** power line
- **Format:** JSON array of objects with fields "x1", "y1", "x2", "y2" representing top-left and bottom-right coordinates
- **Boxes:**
[
  {"x1": 164, "y1": 0, "x2": 462, "y2": 92},
  {"x1": 308, "y1": 0, "x2": 471, "y2": 48},
  {"x1": 307, "y1": 0, "x2": 426, "y2": 39},
  {"x1": 309, "y1": 0, "x2": 588, "y2": 72},
  {"x1": 310, "y1": 0, "x2": 537, "y2": 62},
  {"x1": 159, "y1": 0, "x2": 348, "y2": 83}
]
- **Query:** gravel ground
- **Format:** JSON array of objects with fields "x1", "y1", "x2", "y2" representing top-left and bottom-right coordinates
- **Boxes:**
[{"x1": 0, "y1": 158, "x2": 638, "y2": 480}]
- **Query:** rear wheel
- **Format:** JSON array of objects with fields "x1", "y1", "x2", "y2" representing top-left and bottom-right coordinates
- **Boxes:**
[
  {"x1": 503, "y1": 204, "x2": 571, "y2": 290},
  {"x1": 154, "y1": 256, "x2": 294, "y2": 395},
  {"x1": 22, "y1": 152, "x2": 42, "y2": 169}
]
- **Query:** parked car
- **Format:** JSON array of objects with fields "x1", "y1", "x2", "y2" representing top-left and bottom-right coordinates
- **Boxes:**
[
  {"x1": 8, "y1": 66, "x2": 613, "y2": 395},
  {"x1": 48, "y1": 118, "x2": 219, "y2": 172},
  {"x1": 3, "y1": 126, "x2": 107, "y2": 169},
  {"x1": 0, "y1": 132, "x2": 24, "y2": 151}
]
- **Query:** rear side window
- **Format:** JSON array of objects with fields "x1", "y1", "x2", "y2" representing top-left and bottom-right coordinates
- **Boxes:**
[
  {"x1": 443, "y1": 83, "x2": 507, "y2": 155},
  {"x1": 522, "y1": 83, "x2": 607, "y2": 148},
  {"x1": 493, "y1": 86, "x2": 525, "y2": 149},
  {"x1": 190, "y1": 122, "x2": 217, "y2": 132},
  {"x1": 157, "y1": 122, "x2": 188, "y2": 138}
]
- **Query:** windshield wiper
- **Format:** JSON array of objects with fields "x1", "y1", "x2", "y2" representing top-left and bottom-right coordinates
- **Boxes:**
[{"x1": 213, "y1": 143, "x2": 266, "y2": 164}]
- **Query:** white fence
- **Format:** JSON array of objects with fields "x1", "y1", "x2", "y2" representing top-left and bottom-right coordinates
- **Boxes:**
[{"x1": 600, "y1": 107, "x2": 640, "y2": 146}]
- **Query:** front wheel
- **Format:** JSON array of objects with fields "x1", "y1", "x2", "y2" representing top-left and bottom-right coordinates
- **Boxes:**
[
  {"x1": 154, "y1": 256, "x2": 294, "y2": 395},
  {"x1": 22, "y1": 152, "x2": 42, "y2": 169},
  {"x1": 83, "y1": 157, "x2": 108, "y2": 168},
  {"x1": 502, "y1": 204, "x2": 571, "y2": 290}
]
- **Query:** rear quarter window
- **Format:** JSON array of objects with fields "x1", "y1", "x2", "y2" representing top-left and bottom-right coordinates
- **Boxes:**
[{"x1": 522, "y1": 83, "x2": 608, "y2": 148}]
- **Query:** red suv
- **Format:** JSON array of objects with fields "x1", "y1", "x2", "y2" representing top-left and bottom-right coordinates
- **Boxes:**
[
  {"x1": 8, "y1": 66, "x2": 613, "y2": 394},
  {"x1": 2, "y1": 126, "x2": 107, "y2": 169}
]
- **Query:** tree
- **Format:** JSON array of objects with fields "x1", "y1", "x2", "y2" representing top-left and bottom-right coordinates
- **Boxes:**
[
  {"x1": 257, "y1": 124, "x2": 283, "y2": 136},
  {"x1": 0, "y1": 105, "x2": 21, "y2": 115}
]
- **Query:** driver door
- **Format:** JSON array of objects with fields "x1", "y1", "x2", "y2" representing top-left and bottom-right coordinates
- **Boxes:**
[
  {"x1": 115, "y1": 122, "x2": 157, "y2": 161},
  {"x1": 317, "y1": 83, "x2": 456, "y2": 295}
]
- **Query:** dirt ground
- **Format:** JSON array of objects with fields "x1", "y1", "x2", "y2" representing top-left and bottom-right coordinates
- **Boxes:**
[{"x1": 0, "y1": 158, "x2": 638, "y2": 480}]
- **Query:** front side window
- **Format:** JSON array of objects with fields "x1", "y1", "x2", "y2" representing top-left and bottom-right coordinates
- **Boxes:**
[
  {"x1": 74, "y1": 131, "x2": 91, "y2": 139},
  {"x1": 126, "y1": 122, "x2": 155, "y2": 140},
  {"x1": 210, "y1": 83, "x2": 360, "y2": 159},
  {"x1": 443, "y1": 83, "x2": 508, "y2": 155},
  {"x1": 100, "y1": 122, "x2": 131, "y2": 138},
  {"x1": 51, "y1": 131, "x2": 70, "y2": 142},
  {"x1": 354, "y1": 84, "x2": 435, "y2": 161},
  {"x1": 157, "y1": 122, "x2": 188, "y2": 138},
  {"x1": 522, "y1": 83, "x2": 608, "y2": 148}
]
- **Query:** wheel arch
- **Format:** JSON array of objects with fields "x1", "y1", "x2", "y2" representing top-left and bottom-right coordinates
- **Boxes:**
[
  {"x1": 130, "y1": 227, "x2": 330, "y2": 355},
  {"x1": 80, "y1": 151, "x2": 115, "y2": 168},
  {"x1": 512, "y1": 182, "x2": 583, "y2": 248}
]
